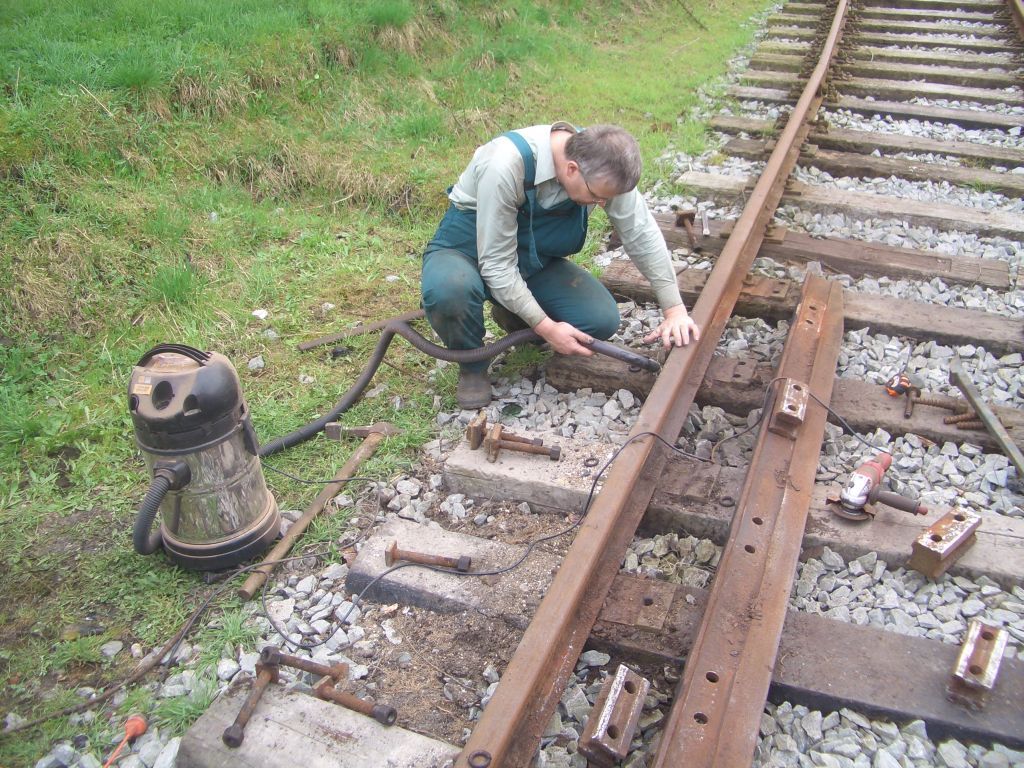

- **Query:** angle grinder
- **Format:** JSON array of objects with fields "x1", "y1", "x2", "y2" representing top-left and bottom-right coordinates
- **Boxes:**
[{"x1": 829, "y1": 451, "x2": 929, "y2": 522}]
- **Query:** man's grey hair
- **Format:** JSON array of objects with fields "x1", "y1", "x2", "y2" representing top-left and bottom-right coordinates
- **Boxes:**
[{"x1": 565, "y1": 124, "x2": 642, "y2": 193}]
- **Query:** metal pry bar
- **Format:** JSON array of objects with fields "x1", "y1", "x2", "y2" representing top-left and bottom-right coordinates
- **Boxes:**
[
  {"x1": 587, "y1": 339, "x2": 661, "y2": 373},
  {"x1": 948, "y1": 356, "x2": 1024, "y2": 477}
]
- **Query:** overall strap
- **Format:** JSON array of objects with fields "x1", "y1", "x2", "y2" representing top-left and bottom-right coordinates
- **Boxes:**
[{"x1": 501, "y1": 131, "x2": 536, "y2": 191}]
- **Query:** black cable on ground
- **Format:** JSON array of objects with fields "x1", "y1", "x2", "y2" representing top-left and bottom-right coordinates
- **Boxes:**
[
  {"x1": 333, "y1": 430, "x2": 708, "y2": 627},
  {"x1": 21, "y1": 371, "x2": 886, "y2": 736}
]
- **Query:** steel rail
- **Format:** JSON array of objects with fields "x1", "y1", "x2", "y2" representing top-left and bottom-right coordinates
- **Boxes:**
[
  {"x1": 651, "y1": 274, "x2": 844, "y2": 767},
  {"x1": 455, "y1": 3, "x2": 849, "y2": 765},
  {"x1": 1009, "y1": 0, "x2": 1024, "y2": 40},
  {"x1": 648, "y1": 7, "x2": 850, "y2": 764}
]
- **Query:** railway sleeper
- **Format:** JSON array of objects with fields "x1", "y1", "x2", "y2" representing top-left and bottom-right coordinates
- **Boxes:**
[
  {"x1": 544, "y1": 350, "x2": 1024, "y2": 456},
  {"x1": 610, "y1": 212, "x2": 1014, "y2": 290},
  {"x1": 600, "y1": 258, "x2": 1024, "y2": 357},
  {"x1": 338, "y1": 518, "x2": 1024, "y2": 750}
]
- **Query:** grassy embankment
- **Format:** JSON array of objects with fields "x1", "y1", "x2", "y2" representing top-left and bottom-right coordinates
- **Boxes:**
[{"x1": 0, "y1": 0, "x2": 769, "y2": 762}]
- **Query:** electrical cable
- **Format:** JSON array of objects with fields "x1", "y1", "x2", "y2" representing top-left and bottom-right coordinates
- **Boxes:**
[
  {"x1": 331, "y1": 430, "x2": 708, "y2": 629},
  {"x1": 9, "y1": 376, "x2": 888, "y2": 737}
]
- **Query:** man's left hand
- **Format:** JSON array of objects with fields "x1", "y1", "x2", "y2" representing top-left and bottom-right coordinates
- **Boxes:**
[{"x1": 643, "y1": 304, "x2": 700, "y2": 349}]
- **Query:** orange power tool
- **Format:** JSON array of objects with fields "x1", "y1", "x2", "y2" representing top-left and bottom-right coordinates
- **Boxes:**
[{"x1": 834, "y1": 452, "x2": 929, "y2": 522}]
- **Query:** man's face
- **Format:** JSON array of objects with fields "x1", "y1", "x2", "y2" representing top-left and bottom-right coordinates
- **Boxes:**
[{"x1": 563, "y1": 161, "x2": 618, "y2": 207}]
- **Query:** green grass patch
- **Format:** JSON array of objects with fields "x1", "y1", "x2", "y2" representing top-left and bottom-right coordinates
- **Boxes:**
[{"x1": 0, "y1": 0, "x2": 772, "y2": 761}]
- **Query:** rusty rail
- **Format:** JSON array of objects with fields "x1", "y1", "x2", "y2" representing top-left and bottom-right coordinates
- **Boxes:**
[
  {"x1": 649, "y1": 6, "x2": 850, "y2": 763},
  {"x1": 1008, "y1": 0, "x2": 1024, "y2": 40},
  {"x1": 456, "y1": 2, "x2": 850, "y2": 764},
  {"x1": 651, "y1": 274, "x2": 844, "y2": 766}
]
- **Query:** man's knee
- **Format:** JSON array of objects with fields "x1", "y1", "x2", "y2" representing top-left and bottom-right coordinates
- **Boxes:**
[
  {"x1": 422, "y1": 258, "x2": 484, "y2": 319},
  {"x1": 587, "y1": 305, "x2": 621, "y2": 340}
]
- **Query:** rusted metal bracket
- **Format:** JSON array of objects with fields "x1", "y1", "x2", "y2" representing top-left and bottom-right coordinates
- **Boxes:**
[
  {"x1": 908, "y1": 510, "x2": 982, "y2": 579},
  {"x1": 767, "y1": 377, "x2": 810, "y2": 439},
  {"x1": 651, "y1": 274, "x2": 845, "y2": 767},
  {"x1": 947, "y1": 620, "x2": 1009, "y2": 711},
  {"x1": 741, "y1": 273, "x2": 792, "y2": 301},
  {"x1": 597, "y1": 577, "x2": 676, "y2": 633},
  {"x1": 578, "y1": 665, "x2": 650, "y2": 768},
  {"x1": 705, "y1": 356, "x2": 760, "y2": 387}
]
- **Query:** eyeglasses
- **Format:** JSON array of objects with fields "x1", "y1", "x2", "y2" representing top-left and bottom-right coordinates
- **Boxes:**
[{"x1": 581, "y1": 172, "x2": 610, "y2": 206}]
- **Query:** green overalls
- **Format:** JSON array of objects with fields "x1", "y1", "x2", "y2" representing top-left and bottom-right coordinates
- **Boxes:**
[{"x1": 421, "y1": 131, "x2": 621, "y2": 372}]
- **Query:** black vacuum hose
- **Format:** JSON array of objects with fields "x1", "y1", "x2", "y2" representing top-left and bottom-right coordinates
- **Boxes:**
[
  {"x1": 258, "y1": 319, "x2": 662, "y2": 457},
  {"x1": 133, "y1": 474, "x2": 171, "y2": 555},
  {"x1": 257, "y1": 321, "x2": 541, "y2": 457}
]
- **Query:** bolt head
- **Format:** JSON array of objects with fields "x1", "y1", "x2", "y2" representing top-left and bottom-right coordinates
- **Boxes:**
[{"x1": 372, "y1": 704, "x2": 398, "y2": 726}]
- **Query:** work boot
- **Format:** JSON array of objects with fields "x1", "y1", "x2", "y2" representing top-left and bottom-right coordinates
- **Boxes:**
[
  {"x1": 490, "y1": 303, "x2": 529, "y2": 334},
  {"x1": 456, "y1": 368, "x2": 492, "y2": 410}
]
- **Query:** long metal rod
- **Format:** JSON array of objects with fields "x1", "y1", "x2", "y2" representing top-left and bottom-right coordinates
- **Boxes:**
[
  {"x1": 238, "y1": 431, "x2": 386, "y2": 600},
  {"x1": 455, "y1": 4, "x2": 849, "y2": 765},
  {"x1": 948, "y1": 358, "x2": 1024, "y2": 477},
  {"x1": 652, "y1": 275, "x2": 844, "y2": 766}
]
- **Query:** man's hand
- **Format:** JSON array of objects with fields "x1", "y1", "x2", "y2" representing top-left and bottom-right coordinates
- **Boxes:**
[
  {"x1": 533, "y1": 317, "x2": 594, "y2": 356},
  {"x1": 643, "y1": 304, "x2": 700, "y2": 349}
]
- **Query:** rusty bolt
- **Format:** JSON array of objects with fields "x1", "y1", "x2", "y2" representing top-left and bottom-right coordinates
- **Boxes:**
[{"x1": 385, "y1": 540, "x2": 472, "y2": 572}]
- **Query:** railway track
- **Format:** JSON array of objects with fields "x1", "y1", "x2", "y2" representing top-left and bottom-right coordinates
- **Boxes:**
[{"x1": 175, "y1": 1, "x2": 1024, "y2": 767}]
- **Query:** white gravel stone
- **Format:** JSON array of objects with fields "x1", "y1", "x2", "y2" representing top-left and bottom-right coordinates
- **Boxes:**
[{"x1": 216, "y1": 658, "x2": 240, "y2": 681}]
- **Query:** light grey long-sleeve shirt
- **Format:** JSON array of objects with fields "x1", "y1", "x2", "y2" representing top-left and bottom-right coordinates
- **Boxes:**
[{"x1": 448, "y1": 122, "x2": 684, "y2": 328}]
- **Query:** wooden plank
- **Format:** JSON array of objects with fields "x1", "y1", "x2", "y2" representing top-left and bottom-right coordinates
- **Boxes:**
[
  {"x1": 710, "y1": 115, "x2": 1024, "y2": 169},
  {"x1": 852, "y1": 6, "x2": 1004, "y2": 21},
  {"x1": 729, "y1": 86, "x2": 1024, "y2": 130},
  {"x1": 771, "y1": 13, "x2": 1013, "y2": 38},
  {"x1": 749, "y1": 53, "x2": 806, "y2": 73},
  {"x1": 621, "y1": 211, "x2": 1011, "y2": 289},
  {"x1": 838, "y1": 61, "x2": 1023, "y2": 90},
  {"x1": 724, "y1": 137, "x2": 1024, "y2": 197},
  {"x1": 835, "y1": 76, "x2": 1024, "y2": 108},
  {"x1": 854, "y1": 0, "x2": 1004, "y2": 10},
  {"x1": 677, "y1": 170, "x2": 1024, "y2": 239},
  {"x1": 591, "y1": 578, "x2": 1024, "y2": 749},
  {"x1": 442, "y1": 439, "x2": 1024, "y2": 589},
  {"x1": 750, "y1": 54, "x2": 1022, "y2": 89},
  {"x1": 178, "y1": 685, "x2": 459, "y2": 768},
  {"x1": 545, "y1": 350, "x2": 1024, "y2": 453},
  {"x1": 741, "y1": 70, "x2": 1024, "y2": 106},
  {"x1": 600, "y1": 259, "x2": 1024, "y2": 354},
  {"x1": 757, "y1": 39, "x2": 1022, "y2": 69},
  {"x1": 847, "y1": 30, "x2": 1024, "y2": 53},
  {"x1": 782, "y1": 2, "x2": 999, "y2": 22},
  {"x1": 764, "y1": 27, "x2": 1022, "y2": 53}
]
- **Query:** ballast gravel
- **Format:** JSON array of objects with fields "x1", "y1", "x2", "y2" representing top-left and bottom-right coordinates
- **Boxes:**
[
  {"x1": 792, "y1": 165, "x2": 1024, "y2": 215},
  {"x1": 821, "y1": 110, "x2": 1023, "y2": 147}
]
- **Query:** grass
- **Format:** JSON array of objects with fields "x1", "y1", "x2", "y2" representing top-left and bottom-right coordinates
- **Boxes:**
[{"x1": 0, "y1": 0, "x2": 771, "y2": 763}]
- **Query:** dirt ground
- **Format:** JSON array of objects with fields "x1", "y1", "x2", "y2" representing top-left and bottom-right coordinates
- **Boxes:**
[{"x1": 336, "y1": 468, "x2": 586, "y2": 747}]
